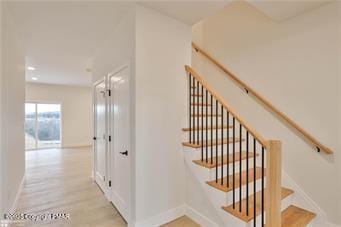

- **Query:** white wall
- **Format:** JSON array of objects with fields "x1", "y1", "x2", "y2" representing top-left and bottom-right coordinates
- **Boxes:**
[
  {"x1": 25, "y1": 83, "x2": 92, "y2": 148},
  {"x1": 0, "y1": 0, "x2": 3, "y2": 215},
  {"x1": 1, "y1": 3, "x2": 25, "y2": 214},
  {"x1": 193, "y1": 1, "x2": 340, "y2": 224},
  {"x1": 134, "y1": 5, "x2": 191, "y2": 224},
  {"x1": 337, "y1": 2, "x2": 341, "y2": 222}
]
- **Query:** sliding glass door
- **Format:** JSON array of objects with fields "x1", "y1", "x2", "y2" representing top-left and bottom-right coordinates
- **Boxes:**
[{"x1": 25, "y1": 103, "x2": 62, "y2": 150}]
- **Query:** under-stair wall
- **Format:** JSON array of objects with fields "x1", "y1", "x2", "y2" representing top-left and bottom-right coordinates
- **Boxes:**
[
  {"x1": 0, "y1": 2, "x2": 25, "y2": 215},
  {"x1": 192, "y1": 1, "x2": 340, "y2": 225}
]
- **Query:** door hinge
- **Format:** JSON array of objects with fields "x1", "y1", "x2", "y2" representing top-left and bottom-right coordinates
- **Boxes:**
[
  {"x1": 108, "y1": 89, "x2": 111, "y2": 97},
  {"x1": 108, "y1": 135, "x2": 112, "y2": 142},
  {"x1": 93, "y1": 137, "x2": 97, "y2": 140},
  {"x1": 109, "y1": 180, "x2": 112, "y2": 187}
]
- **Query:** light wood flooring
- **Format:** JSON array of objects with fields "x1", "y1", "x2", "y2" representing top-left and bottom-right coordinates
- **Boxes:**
[
  {"x1": 15, "y1": 147, "x2": 198, "y2": 227},
  {"x1": 16, "y1": 147, "x2": 126, "y2": 227}
]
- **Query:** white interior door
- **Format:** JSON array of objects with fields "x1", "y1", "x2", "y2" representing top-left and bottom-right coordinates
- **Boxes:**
[
  {"x1": 109, "y1": 66, "x2": 130, "y2": 221},
  {"x1": 94, "y1": 79, "x2": 107, "y2": 192}
]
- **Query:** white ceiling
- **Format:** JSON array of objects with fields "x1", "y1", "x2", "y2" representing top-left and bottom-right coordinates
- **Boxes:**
[
  {"x1": 7, "y1": 1, "x2": 332, "y2": 86},
  {"x1": 139, "y1": 1, "x2": 231, "y2": 25},
  {"x1": 247, "y1": 0, "x2": 333, "y2": 21},
  {"x1": 7, "y1": 2, "x2": 132, "y2": 86}
]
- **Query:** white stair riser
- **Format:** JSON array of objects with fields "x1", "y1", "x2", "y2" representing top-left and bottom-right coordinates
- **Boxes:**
[
  {"x1": 208, "y1": 158, "x2": 257, "y2": 178},
  {"x1": 225, "y1": 179, "x2": 264, "y2": 203},
  {"x1": 248, "y1": 194, "x2": 293, "y2": 226},
  {"x1": 188, "y1": 148, "x2": 263, "y2": 166},
  {"x1": 184, "y1": 145, "x2": 297, "y2": 227},
  {"x1": 182, "y1": 130, "x2": 239, "y2": 141}
]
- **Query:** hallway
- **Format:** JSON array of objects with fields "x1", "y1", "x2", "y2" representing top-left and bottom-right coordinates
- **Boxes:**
[{"x1": 15, "y1": 147, "x2": 126, "y2": 227}]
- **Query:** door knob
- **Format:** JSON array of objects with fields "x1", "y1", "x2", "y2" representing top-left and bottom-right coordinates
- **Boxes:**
[{"x1": 120, "y1": 150, "x2": 128, "y2": 156}]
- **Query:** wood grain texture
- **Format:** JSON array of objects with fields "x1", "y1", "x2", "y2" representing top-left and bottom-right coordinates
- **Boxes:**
[
  {"x1": 15, "y1": 147, "x2": 127, "y2": 227},
  {"x1": 207, "y1": 167, "x2": 263, "y2": 193},
  {"x1": 266, "y1": 141, "x2": 282, "y2": 227},
  {"x1": 185, "y1": 65, "x2": 268, "y2": 149},
  {"x1": 282, "y1": 205, "x2": 316, "y2": 227},
  {"x1": 222, "y1": 187, "x2": 294, "y2": 222},
  {"x1": 182, "y1": 137, "x2": 243, "y2": 148},
  {"x1": 191, "y1": 42, "x2": 333, "y2": 154},
  {"x1": 161, "y1": 216, "x2": 199, "y2": 227},
  {"x1": 182, "y1": 125, "x2": 232, "y2": 132}
]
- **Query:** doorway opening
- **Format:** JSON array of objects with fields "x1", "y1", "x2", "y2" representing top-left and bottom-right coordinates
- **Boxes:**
[{"x1": 25, "y1": 102, "x2": 62, "y2": 150}]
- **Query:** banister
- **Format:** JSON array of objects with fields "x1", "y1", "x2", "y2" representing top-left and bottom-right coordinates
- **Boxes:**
[
  {"x1": 192, "y1": 42, "x2": 333, "y2": 155},
  {"x1": 185, "y1": 65, "x2": 268, "y2": 149}
]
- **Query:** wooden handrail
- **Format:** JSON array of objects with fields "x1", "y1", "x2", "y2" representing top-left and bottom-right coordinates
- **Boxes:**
[
  {"x1": 192, "y1": 42, "x2": 333, "y2": 155},
  {"x1": 185, "y1": 65, "x2": 268, "y2": 149}
]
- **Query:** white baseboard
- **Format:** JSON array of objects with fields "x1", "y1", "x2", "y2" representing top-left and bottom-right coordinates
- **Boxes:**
[
  {"x1": 62, "y1": 144, "x2": 92, "y2": 149},
  {"x1": 10, "y1": 175, "x2": 25, "y2": 213},
  {"x1": 132, "y1": 204, "x2": 220, "y2": 227},
  {"x1": 326, "y1": 222, "x2": 341, "y2": 227},
  {"x1": 133, "y1": 205, "x2": 186, "y2": 227},
  {"x1": 185, "y1": 205, "x2": 220, "y2": 227}
]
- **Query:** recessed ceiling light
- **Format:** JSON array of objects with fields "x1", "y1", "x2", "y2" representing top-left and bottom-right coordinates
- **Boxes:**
[
  {"x1": 27, "y1": 66, "x2": 35, "y2": 71},
  {"x1": 32, "y1": 77, "x2": 38, "y2": 81}
]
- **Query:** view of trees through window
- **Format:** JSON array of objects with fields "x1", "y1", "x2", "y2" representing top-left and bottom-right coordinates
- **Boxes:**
[{"x1": 25, "y1": 103, "x2": 61, "y2": 150}]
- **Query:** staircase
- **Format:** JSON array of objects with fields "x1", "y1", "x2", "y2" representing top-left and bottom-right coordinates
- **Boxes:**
[{"x1": 181, "y1": 65, "x2": 317, "y2": 227}]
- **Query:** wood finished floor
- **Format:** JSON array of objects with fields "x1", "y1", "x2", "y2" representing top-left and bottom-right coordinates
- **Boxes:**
[
  {"x1": 16, "y1": 147, "x2": 126, "y2": 227},
  {"x1": 15, "y1": 147, "x2": 198, "y2": 227}
]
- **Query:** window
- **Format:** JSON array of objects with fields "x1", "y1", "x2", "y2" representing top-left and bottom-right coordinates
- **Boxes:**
[{"x1": 25, "y1": 103, "x2": 61, "y2": 150}]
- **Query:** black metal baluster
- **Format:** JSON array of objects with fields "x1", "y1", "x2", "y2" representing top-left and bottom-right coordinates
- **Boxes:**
[
  {"x1": 227, "y1": 111, "x2": 230, "y2": 188},
  {"x1": 206, "y1": 90, "x2": 208, "y2": 163},
  {"x1": 197, "y1": 81, "x2": 199, "y2": 146},
  {"x1": 239, "y1": 124, "x2": 243, "y2": 212},
  {"x1": 201, "y1": 85, "x2": 204, "y2": 162},
  {"x1": 189, "y1": 74, "x2": 192, "y2": 143},
  {"x1": 210, "y1": 95, "x2": 213, "y2": 164},
  {"x1": 253, "y1": 139, "x2": 257, "y2": 227},
  {"x1": 221, "y1": 105, "x2": 224, "y2": 185},
  {"x1": 215, "y1": 100, "x2": 218, "y2": 183},
  {"x1": 192, "y1": 78, "x2": 196, "y2": 144},
  {"x1": 233, "y1": 117, "x2": 236, "y2": 209},
  {"x1": 261, "y1": 146, "x2": 265, "y2": 227},
  {"x1": 246, "y1": 131, "x2": 249, "y2": 216}
]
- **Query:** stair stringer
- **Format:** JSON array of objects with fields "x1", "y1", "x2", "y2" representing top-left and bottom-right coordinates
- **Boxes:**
[{"x1": 282, "y1": 171, "x2": 329, "y2": 227}]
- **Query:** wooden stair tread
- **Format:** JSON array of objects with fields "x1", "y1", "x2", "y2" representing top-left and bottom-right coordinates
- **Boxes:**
[
  {"x1": 182, "y1": 137, "x2": 243, "y2": 148},
  {"x1": 281, "y1": 205, "x2": 316, "y2": 227},
  {"x1": 193, "y1": 152, "x2": 258, "y2": 169},
  {"x1": 207, "y1": 167, "x2": 263, "y2": 192},
  {"x1": 191, "y1": 114, "x2": 222, "y2": 117},
  {"x1": 222, "y1": 187, "x2": 294, "y2": 222},
  {"x1": 191, "y1": 94, "x2": 203, "y2": 97},
  {"x1": 182, "y1": 125, "x2": 232, "y2": 131}
]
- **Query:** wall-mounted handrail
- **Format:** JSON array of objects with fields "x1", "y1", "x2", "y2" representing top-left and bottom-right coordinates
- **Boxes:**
[
  {"x1": 185, "y1": 65, "x2": 268, "y2": 149},
  {"x1": 192, "y1": 42, "x2": 333, "y2": 155}
]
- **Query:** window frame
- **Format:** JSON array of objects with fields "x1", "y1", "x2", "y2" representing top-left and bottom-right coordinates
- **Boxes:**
[{"x1": 25, "y1": 101, "x2": 63, "y2": 150}]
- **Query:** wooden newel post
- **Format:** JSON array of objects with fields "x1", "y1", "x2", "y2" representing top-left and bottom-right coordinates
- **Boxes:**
[{"x1": 266, "y1": 140, "x2": 282, "y2": 227}]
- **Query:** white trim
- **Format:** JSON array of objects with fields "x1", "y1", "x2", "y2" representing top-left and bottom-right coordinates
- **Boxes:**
[
  {"x1": 10, "y1": 175, "x2": 25, "y2": 213},
  {"x1": 131, "y1": 204, "x2": 221, "y2": 227},
  {"x1": 61, "y1": 144, "x2": 92, "y2": 149},
  {"x1": 185, "y1": 205, "x2": 220, "y2": 227},
  {"x1": 326, "y1": 222, "x2": 341, "y2": 227},
  {"x1": 282, "y1": 171, "x2": 328, "y2": 226},
  {"x1": 24, "y1": 101, "x2": 63, "y2": 150},
  {"x1": 133, "y1": 204, "x2": 186, "y2": 227}
]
